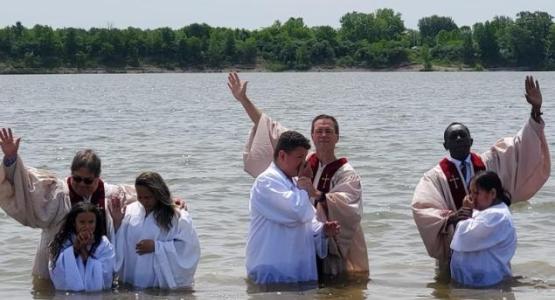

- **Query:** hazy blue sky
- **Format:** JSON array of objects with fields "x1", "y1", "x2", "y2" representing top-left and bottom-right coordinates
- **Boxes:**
[{"x1": 1, "y1": 0, "x2": 554, "y2": 30}]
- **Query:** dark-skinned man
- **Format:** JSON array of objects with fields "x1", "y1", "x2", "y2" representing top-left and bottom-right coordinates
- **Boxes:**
[{"x1": 412, "y1": 76, "x2": 550, "y2": 273}]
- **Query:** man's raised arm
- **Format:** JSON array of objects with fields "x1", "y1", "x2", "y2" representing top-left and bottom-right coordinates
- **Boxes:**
[{"x1": 227, "y1": 71, "x2": 262, "y2": 125}]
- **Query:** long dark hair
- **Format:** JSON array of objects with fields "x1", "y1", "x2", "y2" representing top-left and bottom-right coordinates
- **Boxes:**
[
  {"x1": 49, "y1": 202, "x2": 105, "y2": 267},
  {"x1": 135, "y1": 172, "x2": 178, "y2": 232},
  {"x1": 471, "y1": 171, "x2": 512, "y2": 206}
]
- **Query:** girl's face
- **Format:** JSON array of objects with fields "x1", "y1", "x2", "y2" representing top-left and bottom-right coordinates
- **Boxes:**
[
  {"x1": 136, "y1": 185, "x2": 158, "y2": 214},
  {"x1": 75, "y1": 211, "x2": 96, "y2": 233},
  {"x1": 469, "y1": 182, "x2": 496, "y2": 211}
]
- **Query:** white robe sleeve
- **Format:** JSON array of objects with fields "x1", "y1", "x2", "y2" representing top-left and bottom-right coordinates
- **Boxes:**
[
  {"x1": 49, "y1": 245, "x2": 85, "y2": 291},
  {"x1": 243, "y1": 113, "x2": 288, "y2": 177},
  {"x1": 451, "y1": 208, "x2": 513, "y2": 252},
  {"x1": 84, "y1": 237, "x2": 115, "y2": 291},
  {"x1": 251, "y1": 175, "x2": 314, "y2": 226},
  {"x1": 312, "y1": 218, "x2": 328, "y2": 259},
  {"x1": 152, "y1": 210, "x2": 200, "y2": 289},
  {"x1": 0, "y1": 156, "x2": 70, "y2": 228},
  {"x1": 411, "y1": 167, "x2": 453, "y2": 261},
  {"x1": 324, "y1": 166, "x2": 363, "y2": 255},
  {"x1": 482, "y1": 117, "x2": 550, "y2": 203}
]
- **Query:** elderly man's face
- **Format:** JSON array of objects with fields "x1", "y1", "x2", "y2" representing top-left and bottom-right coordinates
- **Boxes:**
[{"x1": 443, "y1": 124, "x2": 473, "y2": 161}]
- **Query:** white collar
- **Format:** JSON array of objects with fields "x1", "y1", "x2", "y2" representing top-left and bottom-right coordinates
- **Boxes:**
[{"x1": 447, "y1": 154, "x2": 471, "y2": 167}]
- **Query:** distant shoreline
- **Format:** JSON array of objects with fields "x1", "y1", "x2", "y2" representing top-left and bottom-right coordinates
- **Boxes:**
[{"x1": 0, "y1": 64, "x2": 536, "y2": 75}]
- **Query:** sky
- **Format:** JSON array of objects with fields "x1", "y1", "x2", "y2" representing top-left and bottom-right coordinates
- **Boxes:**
[{"x1": 1, "y1": 0, "x2": 554, "y2": 31}]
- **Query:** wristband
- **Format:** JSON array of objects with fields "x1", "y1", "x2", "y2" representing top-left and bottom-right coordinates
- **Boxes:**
[{"x1": 3, "y1": 155, "x2": 17, "y2": 167}]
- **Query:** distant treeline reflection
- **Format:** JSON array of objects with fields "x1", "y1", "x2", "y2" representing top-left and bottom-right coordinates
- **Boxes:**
[{"x1": 0, "y1": 9, "x2": 554, "y2": 72}]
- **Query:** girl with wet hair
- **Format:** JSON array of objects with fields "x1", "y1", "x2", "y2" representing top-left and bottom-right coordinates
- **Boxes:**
[
  {"x1": 48, "y1": 202, "x2": 115, "y2": 292},
  {"x1": 115, "y1": 172, "x2": 200, "y2": 289},
  {"x1": 450, "y1": 171, "x2": 516, "y2": 287}
]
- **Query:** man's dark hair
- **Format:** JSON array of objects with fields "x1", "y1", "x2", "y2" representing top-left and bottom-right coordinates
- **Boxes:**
[
  {"x1": 273, "y1": 131, "x2": 311, "y2": 160},
  {"x1": 443, "y1": 122, "x2": 471, "y2": 141},
  {"x1": 71, "y1": 149, "x2": 101, "y2": 177},
  {"x1": 311, "y1": 114, "x2": 339, "y2": 135}
]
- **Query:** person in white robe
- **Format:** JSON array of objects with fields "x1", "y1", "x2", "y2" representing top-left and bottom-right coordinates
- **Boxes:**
[
  {"x1": 49, "y1": 202, "x2": 115, "y2": 292},
  {"x1": 412, "y1": 76, "x2": 549, "y2": 269},
  {"x1": 115, "y1": 171, "x2": 200, "y2": 289},
  {"x1": 246, "y1": 130, "x2": 338, "y2": 284},
  {"x1": 0, "y1": 129, "x2": 136, "y2": 282},
  {"x1": 450, "y1": 171, "x2": 516, "y2": 287},
  {"x1": 227, "y1": 72, "x2": 368, "y2": 279}
]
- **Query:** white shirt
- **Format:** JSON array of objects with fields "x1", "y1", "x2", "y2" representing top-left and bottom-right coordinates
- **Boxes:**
[{"x1": 447, "y1": 154, "x2": 473, "y2": 188}]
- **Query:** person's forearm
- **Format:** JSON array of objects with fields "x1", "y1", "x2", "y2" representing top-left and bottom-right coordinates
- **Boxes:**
[
  {"x1": 2, "y1": 155, "x2": 17, "y2": 183},
  {"x1": 240, "y1": 96, "x2": 262, "y2": 125},
  {"x1": 531, "y1": 106, "x2": 543, "y2": 124}
]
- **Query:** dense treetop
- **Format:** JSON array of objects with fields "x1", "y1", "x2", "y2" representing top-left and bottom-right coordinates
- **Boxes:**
[{"x1": 0, "y1": 9, "x2": 553, "y2": 72}]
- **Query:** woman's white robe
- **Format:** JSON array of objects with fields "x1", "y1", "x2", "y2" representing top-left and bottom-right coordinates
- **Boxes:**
[
  {"x1": 115, "y1": 202, "x2": 200, "y2": 289},
  {"x1": 450, "y1": 203, "x2": 516, "y2": 287}
]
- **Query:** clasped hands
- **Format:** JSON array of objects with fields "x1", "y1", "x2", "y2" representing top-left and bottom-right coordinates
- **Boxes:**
[{"x1": 446, "y1": 195, "x2": 474, "y2": 225}]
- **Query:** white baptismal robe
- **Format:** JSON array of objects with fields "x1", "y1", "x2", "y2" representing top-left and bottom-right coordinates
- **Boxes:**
[
  {"x1": 49, "y1": 236, "x2": 115, "y2": 292},
  {"x1": 450, "y1": 203, "x2": 516, "y2": 287},
  {"x1": 115, "y1": 202, "x2": 200, "y2": 289},
  {"x1": 246, "y1": 162, "x2": 327, "y2": 284},
  {"x1": 0, "y1": 156, "x2": 137, "y2": 279}
]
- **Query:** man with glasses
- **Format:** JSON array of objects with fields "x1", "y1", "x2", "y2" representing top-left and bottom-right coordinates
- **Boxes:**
[
  {"x1": 227, "y1": 72, "x2": 369, "y2": 281},
  {"x1": 0, "y1": 128, "x2": 134, "y2": 282}
]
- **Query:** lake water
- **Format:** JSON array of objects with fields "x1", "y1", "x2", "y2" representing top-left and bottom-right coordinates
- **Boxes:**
[{"x1": 0, "y1": 72, "x2": 554, "y2": 299}]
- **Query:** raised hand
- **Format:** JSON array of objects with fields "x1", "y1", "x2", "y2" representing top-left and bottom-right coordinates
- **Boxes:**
[
  {"x1": 173, "y1": 196, "x2": 187, "y2": 211},
  {"x1": 109, "y1": 191, "x2": 126, "y2": 231},
  {"x1": 525, "y1": 75, "x2": 542, "y2": 109},
  {"x1": 0, "y1": 128, "x2": 21, "y2": 158},
  {"x1": 227, "y1": 71, "x2": 249, "y2": 103}
]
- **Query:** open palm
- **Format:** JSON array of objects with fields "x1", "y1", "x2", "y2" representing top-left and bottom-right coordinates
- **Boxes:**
[
  {"x1": 525, "y1": 76, "x2": 542, "y2": 108},
  {"x1": 0, "y1": 128, "x2": 20, "y2": 157},
  {"x1": 227, "y1": 71, "x2": 249, "y2": 102}
]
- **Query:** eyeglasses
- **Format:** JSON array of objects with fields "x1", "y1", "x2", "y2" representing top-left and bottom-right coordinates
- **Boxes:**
[{"x1": 72, "y1": 175, "x2": 96, "y2": 185}]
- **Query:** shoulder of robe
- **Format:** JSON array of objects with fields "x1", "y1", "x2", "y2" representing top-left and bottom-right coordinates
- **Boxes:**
[
  {"x1": 419, "y1": 164, "x2": 443, "y2": 182},
  {"x1": 477, "y1": 204, "x2": 512, "y2": 225},
  {"x1": 125, "y1": 202, "x2": 142, "y2": 214},
  {"x1": 255, "y1": 167, "x2": 284, "y2": 186},
  {"x1": 97, "y1": 236, "x2": 114, "y2": 252}
]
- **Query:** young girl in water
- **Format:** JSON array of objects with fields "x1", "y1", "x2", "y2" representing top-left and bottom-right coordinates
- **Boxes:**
[
  {"x1": 115, "y1": 171, "x2": 200, "y2": 289},
  {"x1": 49, "y1": 202, "x2": 115, "y2": 292},
  {"x1": 450, "y1": 171, "x2": 516, "y2": 287}
]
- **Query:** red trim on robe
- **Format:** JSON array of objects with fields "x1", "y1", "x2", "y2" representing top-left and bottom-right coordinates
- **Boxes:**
[
  {"x1": 307, "y1": 154, "x2": 349, "y2": 193},
  {"x1": 439, "y1": 153, "x2": 486, "y2": 209},
  {"x1": 307, "y1": 153, "x2": 349, "y2": 218}
]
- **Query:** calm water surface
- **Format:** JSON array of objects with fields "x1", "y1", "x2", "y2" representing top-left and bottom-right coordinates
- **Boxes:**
[{"x1": 0, "y1": 72, "x2": 554, "y2": 299}]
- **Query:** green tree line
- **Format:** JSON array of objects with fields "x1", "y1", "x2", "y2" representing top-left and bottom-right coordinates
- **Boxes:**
[{"x1": 0, "y1": 9, "x2": 554, "y2": 72}]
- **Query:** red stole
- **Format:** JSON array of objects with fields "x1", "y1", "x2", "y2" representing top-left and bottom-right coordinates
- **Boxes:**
[
  {"x1": 308, "y1": 154, "x2": 349, "y2": 216},
  {"x1": 307, "y1": 153, "x2": 349, "y2": 193},
  {"x1": 439, "y1": 153, "x2": 486, "y2": 209}
]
